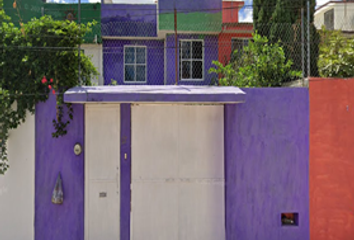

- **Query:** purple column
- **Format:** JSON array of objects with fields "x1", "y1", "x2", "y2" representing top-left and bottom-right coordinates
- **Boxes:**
[
  {"x1": 35, "y1": 95, "x2": 85, "y2": 240},
  {"x1": 120, "y1": 103, "x2": 131, "y2": 240}
]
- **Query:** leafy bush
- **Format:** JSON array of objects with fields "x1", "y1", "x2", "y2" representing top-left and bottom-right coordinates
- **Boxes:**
[
  {"x1": 318, "y1": 28, "x2": 354, "y2": 78},
  {"x1": 0, "y1": 1, "x2": 98, "y2": 174},
  {"x1": 209, "y1": 33, "x2": 301, "y2": 87}
]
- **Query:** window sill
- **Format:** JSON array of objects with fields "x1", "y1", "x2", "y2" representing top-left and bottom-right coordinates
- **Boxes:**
[{"x1": 180, "y1": 79, "x2": 204, "y2": 81}]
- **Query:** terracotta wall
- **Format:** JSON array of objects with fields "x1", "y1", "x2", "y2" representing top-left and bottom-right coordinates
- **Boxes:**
[
  {"x1": 218, "y1": 32, "x2": 252, "y2": 66},
  {"x1": 310, "y1": 78, "x2": 354, "y2": 240}
]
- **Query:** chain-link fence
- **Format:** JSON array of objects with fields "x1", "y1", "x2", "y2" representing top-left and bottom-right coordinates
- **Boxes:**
[
  {"x1": 4, "y1": 0, "x2": 354, "y2": 86},
  {"x1": 2, "y1": 0, "x2": 354, "y2": 171},
  {"x1": 2, "y1": 1, "x2": 354, "y2": 87}
]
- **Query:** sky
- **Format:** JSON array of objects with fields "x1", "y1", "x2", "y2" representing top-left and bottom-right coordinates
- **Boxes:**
[{"x1": 47, "y1": 0, "x2": 334, "y2": 22}]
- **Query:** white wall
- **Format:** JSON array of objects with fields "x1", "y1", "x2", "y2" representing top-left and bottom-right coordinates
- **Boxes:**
[
  {"x1": 334, "y1": 4, "x2": 354, "y2": 32},
  {"x1": 315, "y1": 3, "x2": 354, "y2": 31},
  {"x1": 82, "y1": 44, "x2": 103, "y2": 86},
  {"x1": 0, "y1": 113, "x2": 35, "y2": 240}
]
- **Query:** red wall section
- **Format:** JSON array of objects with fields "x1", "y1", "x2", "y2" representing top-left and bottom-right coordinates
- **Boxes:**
[
  {"x1": 222, "y1": 1, "x2": 244, "y2": 23},
  {"x1": 218, "y1": 32, "x2": 252, "y2": 65},
  {"x1": 310, "y1": 78, "x2": 354, "y2": 240}
]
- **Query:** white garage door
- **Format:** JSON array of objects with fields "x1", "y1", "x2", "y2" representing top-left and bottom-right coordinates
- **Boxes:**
[
  {"x1": 131, "y1": 104, "x2": 225, "y2": 240},
  {"x1": 85, "y1": 104, "x2": 120, "y2": 240}
]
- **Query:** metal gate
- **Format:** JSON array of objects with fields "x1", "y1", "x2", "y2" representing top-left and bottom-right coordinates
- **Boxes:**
[{"x1": 131, "y1": 104, "x2": 225, "y2": 240}]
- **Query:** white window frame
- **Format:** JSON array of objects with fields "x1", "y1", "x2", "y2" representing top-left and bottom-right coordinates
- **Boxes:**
[
  {"x1": 179, "y1": 39, "x2": 204, "y2": 81},
  {"x1": 123, "y1": 45, "x2": 147, "y2": 84}
]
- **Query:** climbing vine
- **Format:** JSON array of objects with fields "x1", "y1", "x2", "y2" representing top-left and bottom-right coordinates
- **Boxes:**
[{"x1": 0, "y1": 0, "x2": 98, "y2": 174}]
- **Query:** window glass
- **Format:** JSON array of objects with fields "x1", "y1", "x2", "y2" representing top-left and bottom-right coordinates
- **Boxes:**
[
  {"x1": 136, "y1": 47, "x2": 146, "y2": 64},
  {"x1": 124, "y1": 46, "x2": 147, "y2": 83},
  {"x1": 182, "y1": 42, "x2": 191, "y2": 59},
  {"x1": 182, "y1": 61, "x2": 191, "y2": 79},
  {"x1": 125, "y1": 47, "x2": 135, "y2": 64},
  {"x1": 192, "y1": 41, "x2": 203, "y2": 59},
  {"x1": 136, "y1": 66, "x2": 146, "y2": 82},
  {"x1": 192, "y1": 61, "x2": 203, "y2": 79},
  {"x1": 180, "y1": 40, "x2": 203, "y2": 80},
  {"x1": 125, "y1": 65, "x2": 135, "y2": 81}
]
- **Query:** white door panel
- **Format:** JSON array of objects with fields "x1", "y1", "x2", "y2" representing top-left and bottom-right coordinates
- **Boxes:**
[
  {"x1": 178, "y1": 105, "x2": 224, "y2": 179},
  {"x1": 86, "y1": 107, "x2": 120, "y2": 180},
  {"x1": 132, "y1": 104, "x2": 224, "y2": 240},
  {"x1": 178, "y1": 182, "x2": 225, "y2": 240},
  {"x1": 132, "y1": 104, "x2": 179, "y2": 180},
  {"x1": 88, "y1": 182, "x2": 120, "y2": 240},
  {"x1": 132, "y1": 182, "x2": 179, "y2": 240},
  {"x1": 85, "y1": 104, "x2": 120, "y2": 240}
]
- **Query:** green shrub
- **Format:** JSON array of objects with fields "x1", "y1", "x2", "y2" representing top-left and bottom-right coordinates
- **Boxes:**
[
  {"x1": 209, "y1": 33, "x2": 301, "y2": 87},
  {"x1": 318, "y1": 27, "x2": 354, "y2": 78}
]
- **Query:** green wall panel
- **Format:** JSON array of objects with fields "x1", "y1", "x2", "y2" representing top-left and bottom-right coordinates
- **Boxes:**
[
  {"x1": 159, "y1": 12, "x2": 222, "y2": 33},
  {"x1": 44, "y1": 3, "x2": 101, "y2": 43},
  {"x1": 4, "y1": 0, "x2": 43, "y2": 25},
  {"x1": 4, "y1": 1, "x2": 101, "y2": 43}
]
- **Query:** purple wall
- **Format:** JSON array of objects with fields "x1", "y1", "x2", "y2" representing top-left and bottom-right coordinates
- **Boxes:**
[
  {"x1": 225, "y1": 88, "x2": 309, "y2": 240},
  {"x1": 35, "y1": 95, "x2": 85, "y2": 240},
  {"x1": 103, "y1": 39, "x2": 164, "y2": 85},
  {"x1": 35, "y1": 87, "x2": 309, "y2": 240},
  {"x1": 166, "y1": 34, "x2": 218, "y2": 85},
  {"x1": 120, "y1": 104, "x2": 131, "y2": 240},
  {"x1": 101, "y1": 4, "x2": 157, "y2": 37}
]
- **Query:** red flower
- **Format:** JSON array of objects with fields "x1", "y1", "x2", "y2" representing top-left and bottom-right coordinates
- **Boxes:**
[
  {"x1": 41, "y1": 76, "x2": 47, "y2": 84},
  {"x1": 48, "y1": 85, "x2": 52, "y2": 89},
  {"x1": 50, "y1": 78, "x2": 53, "y2": 83},
  {"x1": 52, "y1": 90, "x2": 56, "y2": 95}
]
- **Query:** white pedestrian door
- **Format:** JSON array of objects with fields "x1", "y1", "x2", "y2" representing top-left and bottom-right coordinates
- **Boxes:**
[
  {"x1": 85, "y1": 104, "x2": 120, "y2": 240},
  {"x1": 131, "y1": 104, "x2": 225, "y2": 240}
]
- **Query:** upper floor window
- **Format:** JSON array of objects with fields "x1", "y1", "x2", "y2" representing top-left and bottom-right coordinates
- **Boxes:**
[
  {"x1": 124, "y1": 46, "x2": 147, "y2": 83},
  {"x1": 324, "y1": 9, "x2": 334, "y2": 30},
  {"x1": 231, "y1": 38, "x2": 249, "y2": 54},
  {"x1": 180, "y1": 40, "x2": 204, "y2": 81}
]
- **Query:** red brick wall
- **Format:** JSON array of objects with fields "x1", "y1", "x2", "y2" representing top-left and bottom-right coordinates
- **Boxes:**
[{"x1": 222, "y1": 1, "x2": 244, "y2": 23}]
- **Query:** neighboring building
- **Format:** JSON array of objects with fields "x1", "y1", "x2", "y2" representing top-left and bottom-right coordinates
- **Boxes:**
[
  {"x1": 101, "y1": 1, "x2": 164, "y2": 85},
  {"x1": 4, "y1": 1, "x2": 104, "y2": 85},
  {"x1": 102, "y1": 0, "x2": 221, "y2": 86},
  {"x1": 4, "y1": 0, "x2": 254, "y2": 86},
  {"x1": 218, "y1": 1, "x2": 253, "y2": 66},
  {"x1": 160, "y1": 0, "x2": 221, "y2": 86},
  {"x1": 44, "y1": 2, "x2": 103, "y2": 85},
  {"x1": 314, "y1": 1, "x2": 354, "y2": 35}
]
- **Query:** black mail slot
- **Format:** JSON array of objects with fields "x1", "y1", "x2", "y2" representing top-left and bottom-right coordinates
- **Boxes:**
[{"x1": 99, "y1": 192, "x2": 107, "y2": 198}]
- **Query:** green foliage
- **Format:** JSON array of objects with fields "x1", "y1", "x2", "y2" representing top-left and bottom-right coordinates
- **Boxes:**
[
  {"x1": 110, "y1": 79, "x2": 118, "y2": 85},
  {"x1": 253, "y1": 0, "x2": 319, "y2": 77},
  {"x1": 209, "y1": 33, "x2": 301, "y2": 87},
  {"x1": 0, "y1": 4, "x2": 98, "y2": 174},
  {"x1": 318, "y1": 28, "x2": 354, "y2": 78}
]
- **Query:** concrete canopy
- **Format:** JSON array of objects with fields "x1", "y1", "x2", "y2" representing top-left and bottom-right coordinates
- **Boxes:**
[{"x1": 64, "y1": 85, "x2": 246, "y2": 104}]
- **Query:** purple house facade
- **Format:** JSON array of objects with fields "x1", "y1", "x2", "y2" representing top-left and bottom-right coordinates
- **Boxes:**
[
  {"x1": 31, "y1": 86, "x2": 309, "y2": 240},
  {"x1": 101, "y1": 0, "x2": 221, "y2": 85},
  {"x1": 101, "y1": 3, "x2": 164, "y2": 85}
]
